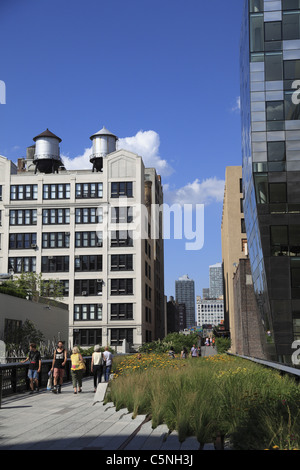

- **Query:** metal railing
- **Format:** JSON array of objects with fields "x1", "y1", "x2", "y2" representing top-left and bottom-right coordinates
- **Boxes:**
[
  {"x1": 228, "y1": 353, "x2": 300, "y2": 380},
  {"x1": 0, "y1": 357, "x2": 92, "y2": 408}
]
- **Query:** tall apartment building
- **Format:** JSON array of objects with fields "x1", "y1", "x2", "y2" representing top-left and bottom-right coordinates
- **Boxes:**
[
  {"x1": 175, "y1": 274, "x2": 195, "y2": 329},
  {"x1": 221, "y1": 166, "x2": 248, "y2": 351},
  {"x1": 0, "y1": 126, "x2": 165, "y2": 350},
  {"x1": 209, "y1": 263, "x2": 224, "y2": 299},
  {"x1": 240, "y1": 0, "x2": 300, "y2": 362}
]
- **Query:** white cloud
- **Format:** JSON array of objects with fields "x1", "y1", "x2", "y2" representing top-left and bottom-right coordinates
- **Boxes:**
[
  {"x1": 164, "y1": 177, "x2": 225, "y2": 206},
  {"x1": 118, "y1": 130, "x2": 173, "y2": 176},
  {"x1": 61, "y1": 129, "x2": 173, "y2": 176},
  {"x1": 231, "y1": 96, "x2": 241, "y2": 113}
]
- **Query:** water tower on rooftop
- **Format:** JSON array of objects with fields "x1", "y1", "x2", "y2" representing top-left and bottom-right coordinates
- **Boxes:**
[
  {"x1": 32, "y1": 128, "x2": 63, "y2": 174},
  {"x1": 89, "y1": 126, "x2": 118, "y2": 172}
]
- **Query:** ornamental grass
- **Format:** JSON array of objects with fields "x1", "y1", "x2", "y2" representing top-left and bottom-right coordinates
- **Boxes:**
[{"x1": 104, "y1": 353, "x2": 300, "y2": 450}]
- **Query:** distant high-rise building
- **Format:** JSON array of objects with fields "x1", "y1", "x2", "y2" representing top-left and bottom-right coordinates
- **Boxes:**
[
  {"x1": 175, "y1": 274, "x2": 195, "y2": 329},
  {"x1": 209, "y1": 263, "x2": 223, "y2": 299},
  {"x1": 202, "y1": 288, "x2": 210, "y2": 299}
]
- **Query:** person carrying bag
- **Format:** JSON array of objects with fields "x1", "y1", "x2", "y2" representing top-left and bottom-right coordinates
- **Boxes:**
[{"x1": 70, "y1": 346, "x2": 85, "y2": 394}]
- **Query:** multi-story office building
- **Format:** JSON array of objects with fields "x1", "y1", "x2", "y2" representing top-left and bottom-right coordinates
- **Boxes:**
[
  {"x1": 0, "y1": 126, "x2": 165, "y2": 350},
  {"x1": 196, "y1": 296, "x2": 224, "y2": 328},
  {"x1": 221, "y1": 166, "x2": 248, "y2": 351},
  {"x1": 240, "y1": 0, "x2": 300, "y2": 362},
  {"x1": 175, "y1": 274, "x2": 195, "y2": 329},
  {"x1": 209, "y1": 263, "x2": 224, "y2": 299}
]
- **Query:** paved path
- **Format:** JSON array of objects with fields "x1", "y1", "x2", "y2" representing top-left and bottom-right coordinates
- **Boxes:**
[{"x1": 0, "y1": 377, "x2": 217, "y2": 451}]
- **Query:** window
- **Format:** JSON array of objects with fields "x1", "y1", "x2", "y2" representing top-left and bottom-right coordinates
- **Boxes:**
[
  {"x1": 42, "y1": 209, "x2": 70, "y2": 225},
  {"x1": 283, "y1": 11, "x2": 300, "y2": 40},
  {"x1": 75, "y1": 183, "x2": 103, "y2": 199},
  {"x1": 73, "y1": 329, "x2": 102, "y2": 346},
  {"x1": 74, "y1": 255, "x2": 102, "y2": 272},
  {"x1": 265, "y1": 22, "x2": 282, "y2": 42},
  {"x1": 269, "y1": 183, "x2": 287, "y2": 203},
  {"x1": 267, "y1": 142, "x2": 286, "y2": 162},
  {"x1": 74, "y1": 304, "x2": 102, "y2": 321},
  {"x1": 111, "y1": 182, "x2": 133, "y2": 198},
  {"x1": 289, "y1": 226, "x2": 300, "y2": 256},
  {"x1": 270, "y1": 226, "x2": 289, "y2": 256},
  {"x1": 75, "y1": 231, "x2": 102, "y2": 248},
  {"x1": 250, "y1": 14, "x2": 264, "y2": 52},
  {"x1": 265, "y1": 53, "x2": 283, "y2": 81},
  {"x1": 41, "y1": 279, "x2": 69, "y2": 297},
  {"x1": 283, "y1": 0, "x2": 300, "y2": 10},
  {"x1": 254, "y1": 174, "x2": 269, "y2": 204},
  {"x1": 110, "y1": 328, "x2": 133, "y2": 346},
  {"x1": 9, "y1": 209, "x2": 37, "y2": 225},
  {"x1": 8, "y1": 257, "x2": 36, "y2": 273},
  {"x1": 250, "y1": 0, "x2": 263, "y2": 12},
  {"x1": 241, "y1": 218, "x2": 246, "y2": 233},
  {"x1": 43, "y1": 184, "x2": 70, "y2": 199},
  {"x1": 74, "y1": 279, "x2": 103, "y2": 296},
  {"x1": 266, "y1": 101, "x2": 284, "y2": 122},
  {"x1": 110, "y1": 304, "x2": 133, "y2": 320},
  {"x1": 10, "y1": 185, "x2": 38, "y2": 200},
  {"x1": 110, "y1": 230, "x2": 133, "y2": 247},
  {"x1": 111, "y1": 279, "x2": 133, "y2": 295},
  {"x1": 41, "y1": 256, "x2": 69, "y2": 272},
  {"x1": 9, "y1": 233, "x2": 37, "y2": 249},
  {"x1": 111, "y1": 206, "x2": 133, "y2": 223},
  {"x1": 284, "y1": 90, "x2": 300, "y2": 120},
  {"x1": 42, "y1": 232, "x2": 70, "y2": 249},
  {"x1": 111, "y1": 254, "x2": 133, "y2": 271},
  {"x1": 75, "y1": 207, "x2": 103, "y2": 224},
  {"x1": 291, "y1": 259, "x2": 300, "y2": 298}
]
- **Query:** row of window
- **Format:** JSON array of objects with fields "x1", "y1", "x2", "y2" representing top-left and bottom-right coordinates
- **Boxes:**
[
  {"x1": 250, "y1": 13, "x2": 300, "y2": 54},
  {"x1": 73, "y1": 328, "x2": 133, "y2": 347},
  {"x1": 8, "y1": 208, "x2": 133, "y2": 225},
  {"x1": 254, "y1": 178, "x2": 298, "y2": 205},
  {"x1": 9, "y1": 182, "x2": 134, "y2": 200},
  {"x1": 74, "y1": 303, "x2": 134, "y2": 321},
  {"x1": 8, "y1": 231, "x2": 135, "y2": 249},
  {"x1": 250, "y1": 0, "x2": 300, "y2": 12},
  {"x1": 270, "y1": 225, "x2": 300, "y2": 256}
]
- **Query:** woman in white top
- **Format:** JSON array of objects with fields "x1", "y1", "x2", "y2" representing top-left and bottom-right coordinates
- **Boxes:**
[{"x1": 91, "y1": 345, "x2": 105, "y2": 392}]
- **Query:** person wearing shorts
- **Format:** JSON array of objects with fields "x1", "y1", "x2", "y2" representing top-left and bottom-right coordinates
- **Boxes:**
[
  {"x1": 51, "y1": 341, "x2": 67, "y2": 394},
  {"x1": 22, "y1": 343, "x2": 41, "y2": 394}
]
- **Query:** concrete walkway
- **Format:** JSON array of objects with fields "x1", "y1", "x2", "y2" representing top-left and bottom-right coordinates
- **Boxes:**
[{"x1": 0, "y1": 378, "x2": 217, "y2": 451}]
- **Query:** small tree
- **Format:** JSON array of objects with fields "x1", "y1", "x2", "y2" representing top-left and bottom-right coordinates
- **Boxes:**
[
  {"x1": 4, "y1": 272, "x2": 64, "y2": 305},
  {"x1": 5, "y1": 319, "x2": 45, "y2": 356}
]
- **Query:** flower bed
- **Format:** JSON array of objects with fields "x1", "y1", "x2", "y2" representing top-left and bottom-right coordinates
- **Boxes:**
[{"x1": 105, "y1": 353, "x2": 300, "y2": 450}]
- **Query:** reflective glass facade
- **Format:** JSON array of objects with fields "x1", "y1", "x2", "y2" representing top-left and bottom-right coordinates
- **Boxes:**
[{"x1": 240, "y1": 0, "x2": 300, "y2": 362}]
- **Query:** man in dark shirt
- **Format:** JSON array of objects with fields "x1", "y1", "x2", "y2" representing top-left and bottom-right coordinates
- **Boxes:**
[
  {"x1": 22, "y1": 343, "x2": 41, "y2": 394},
  {"x1": 51, "y1": 341, "x2": 67, "y2": 394}
]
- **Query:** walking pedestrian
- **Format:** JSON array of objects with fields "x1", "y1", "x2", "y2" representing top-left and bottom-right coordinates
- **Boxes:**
[
  {"x1": 91, "y1": 345, "x2": 105, "y2": 392},
  {"x1": 70, "y1": 346, "x2": 85, "y2": 394},
  {"x1": 51, "y1": 341, "x2": 67, "y2": 394},
  {"x1": 103, "y1": 346, "x2": 113, "y2": 382},
  {"x1": 22, "y1": 343, "x2": 41, "y2": 394},
  {"x1": 181, "y1": 347, "x2": 188, "y2": 359},
  {"x1": 190, "y1": 344, "x2": 198, "y2": 358}
]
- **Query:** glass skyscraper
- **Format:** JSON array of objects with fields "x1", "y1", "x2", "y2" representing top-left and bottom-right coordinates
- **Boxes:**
[
  {"x1": 175, "y1": 275, "x2": 195, "y2": 329},
  {"x1": 240, "y1": 0, "x2": 300, "y2": 363}
]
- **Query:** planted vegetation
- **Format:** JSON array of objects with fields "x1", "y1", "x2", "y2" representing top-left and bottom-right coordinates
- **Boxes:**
[{"x1": 105, "y1": 353, "x2": 300, "y2": 450}]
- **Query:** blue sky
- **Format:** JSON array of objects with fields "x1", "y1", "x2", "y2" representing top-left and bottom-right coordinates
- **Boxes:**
[{"x1": 0, "y1": 0, "x2": 244, "y2": 302}]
